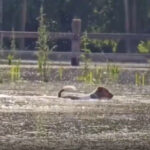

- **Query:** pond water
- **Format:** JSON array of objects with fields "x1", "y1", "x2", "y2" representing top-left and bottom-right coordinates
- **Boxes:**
[{"x1": 0, "y1": 82, "x2": 150, "y2": 150}]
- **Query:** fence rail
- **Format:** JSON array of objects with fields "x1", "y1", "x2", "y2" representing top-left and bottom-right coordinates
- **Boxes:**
[
  {"x1": 1, "y1": 31, "x2": 150, "y2": 40},
  {"x1": 0, "y1": 31, "x2": 74, "y2": 39},
  {"x1": 0, "y1": 19, "x2": 150, "y2": 65}
]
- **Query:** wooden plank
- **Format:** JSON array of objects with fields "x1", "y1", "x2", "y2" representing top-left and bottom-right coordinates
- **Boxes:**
[
  {"x1": 71, "y1": 19, "x2": 81, "y2": 66},
  {"x1": 50, "y1": 32, "x2": 73, "y2": 40},
  {"x1": 0, "y1": 31, "x2": 38, "y2": 38},
  {"x1": 1, "y1": 31, "x2": 150, "y2": 40},
  {"x1": 0, "y1": 50, "x2": 149, "y2": 63},
  {"x1": 0, "y1": 31, "x2": 73, "y2": 39}
]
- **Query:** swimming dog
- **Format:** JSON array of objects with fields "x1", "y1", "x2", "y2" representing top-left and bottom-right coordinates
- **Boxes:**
[{"x1": 58, "y1": 85, "x2": 113, "y2": 100}]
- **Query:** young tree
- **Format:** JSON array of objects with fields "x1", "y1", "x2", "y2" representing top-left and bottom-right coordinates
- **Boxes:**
[
  {"x1": 0, "y1": 0, "x2": 2, "y2": 30},
  {"x1": 0, "y1": 0, "x2": 3, "y2": 49},
  {"x1": 36, "y1": 5, "x2": 51, "y2": 82}
]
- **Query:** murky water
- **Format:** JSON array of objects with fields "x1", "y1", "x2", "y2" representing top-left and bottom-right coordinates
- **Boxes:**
[{"x1": 0, "y1": 82, "x2": 150, "y2": 150}]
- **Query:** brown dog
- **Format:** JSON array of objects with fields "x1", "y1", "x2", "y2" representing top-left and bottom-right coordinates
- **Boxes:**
[{"x1": 58, "y1": 86, "x2": 113, "y2": 100}]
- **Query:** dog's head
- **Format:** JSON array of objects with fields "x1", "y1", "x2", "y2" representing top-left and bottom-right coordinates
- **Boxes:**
[{"x1": 90, "y1": 87, "x2": 113, "y2": 99}]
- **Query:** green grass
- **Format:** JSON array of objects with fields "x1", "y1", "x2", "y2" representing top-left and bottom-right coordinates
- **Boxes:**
[{"x1": 78, "y1": 64, "x2": 121, "y2": 84}]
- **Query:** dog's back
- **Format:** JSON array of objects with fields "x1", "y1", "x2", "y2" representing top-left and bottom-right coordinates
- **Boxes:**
[
  {"x1": 90, "y1": 87, "x2": 113, "y2": 99},
  {"x1": 58, "y1": 86, "x2": 113, "y2": 100}
]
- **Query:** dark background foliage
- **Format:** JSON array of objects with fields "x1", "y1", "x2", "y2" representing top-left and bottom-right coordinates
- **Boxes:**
[{"x1": 1, "y1": 0, "x2": 150, "y2": 52}]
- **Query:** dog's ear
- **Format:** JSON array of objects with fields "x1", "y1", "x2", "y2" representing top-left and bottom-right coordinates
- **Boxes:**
[{"x1": 97, "y1": 87, "x2": 104, "y2": 92}]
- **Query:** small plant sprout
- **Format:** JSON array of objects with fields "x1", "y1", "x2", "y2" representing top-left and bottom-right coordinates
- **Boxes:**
[
  {"x1": 58, "y1": 66, "x2": 64, "y2": 80},
  {"x1": 106, "y1": 64, "x2": 120, "y2": 82},
  {"x1": 93, "y1": 66, "x2": 102, "y2": 83},
  {"x1": 78, "y1": 64, "x2": 121, "y2": 85},
  {"x1": 135, "y1": 73, "x2": 145, "y2": 86},
  {"x1": 78, "y1": 71, "x2": 94, "y2": 84},
  {"x1": 7, "y1": 54, "x2": 14, "y2": 65},
  {"x1": 10, "y1": 60, "x2": 21, "y2": 82}
]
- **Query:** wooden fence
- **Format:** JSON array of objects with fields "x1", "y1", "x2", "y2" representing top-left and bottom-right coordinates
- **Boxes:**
[{"x1": 0, "y1": 19, "x2": 150, "y2": 65}]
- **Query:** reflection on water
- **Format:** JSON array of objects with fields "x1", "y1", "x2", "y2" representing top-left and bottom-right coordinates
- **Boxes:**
[{"x1": 0, "y1": 92, "x2": 150, "y2": 112}]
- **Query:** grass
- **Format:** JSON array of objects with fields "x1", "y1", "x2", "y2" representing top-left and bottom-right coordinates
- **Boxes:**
[
  {"x1": 58, "y1": 66, "x2": 64, "y2": 80},
  {"x1": 135, "y1": 72, "x2": 145, "y2": 86},
  {"x1": 78, "y1": 64, "x2": 121, "y2": 84},
  {"x1": 10, "y1": 61, "x2": 21, "y2": 82},
  {"x1": 0, "y1": 62, "x2": 150, "y2": 86}
]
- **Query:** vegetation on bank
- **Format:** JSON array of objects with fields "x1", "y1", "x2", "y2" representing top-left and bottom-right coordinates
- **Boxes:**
[{"x1": 0, "y1": 4, "x2": 149, "y2": 85}]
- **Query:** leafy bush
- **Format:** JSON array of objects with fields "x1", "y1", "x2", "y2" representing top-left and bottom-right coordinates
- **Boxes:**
[
  {"x1": 81, "y1": 33, "x2": 118, "y2": 53},
  {"x1": 138, "y1": 41, "x2": 150, "y2": 53},
  {"x1": 87, "y1": 39, "x2": 118, "y2": 53}
]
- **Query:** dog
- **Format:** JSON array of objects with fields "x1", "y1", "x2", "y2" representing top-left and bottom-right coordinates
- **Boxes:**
[{"x1": 58, "y1": 85, "x2": 113, "y2": 100}]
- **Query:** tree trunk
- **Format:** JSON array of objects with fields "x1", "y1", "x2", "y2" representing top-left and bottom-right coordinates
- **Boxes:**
[
  {"x1": 0, "y1": 0, "x2": 3, "y2": 49},
  {"x1": 131, "y1": 0, "x2": 137, "y2": 33},
  {"x1": 130, "y1": 0, "x2": 138, "y2": 53},
  {"x1": 124, "y1": 0, "x2": 130, "y2": 53},
  {"x1": 0, "y1": 0, "x2": 2, "y2": 30},
  {"x1": 124, "y1": 0, "x2": 130, "y2": 33},
  {"x1": 19, "y1": 0, "x2": 27, "y2": 50}
]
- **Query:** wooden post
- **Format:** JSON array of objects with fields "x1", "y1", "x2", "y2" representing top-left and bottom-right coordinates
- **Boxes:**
[
  {"x1": 132, "y1": 0, "x2": 137, "y2": 33},
  {"x1": 71, "y1": 19, "x2": 81, "y2": 66}
]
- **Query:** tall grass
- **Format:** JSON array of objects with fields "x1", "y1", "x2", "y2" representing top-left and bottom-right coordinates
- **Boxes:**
[
  {"x1": 58, "y1": 66, "x2": 64, "y2": 80},
  {"x1": 81, "y1": 32, "x2": 92, "y2": 74},
  {"x1": 7, "y1": 28, "x2": 16, "y2": 65},
  {"x1": 135, "y1": 73, "x2": 145, "y2": 86},
  {"x1": 78, "y1": 32, "x2": 93, "y2": 83},
  {"x1": 10, "y1": 60, "x2": 21, "y2": 82},
  {"x1": 106, "y1": 64, "x2": 120, "y2": 82}
]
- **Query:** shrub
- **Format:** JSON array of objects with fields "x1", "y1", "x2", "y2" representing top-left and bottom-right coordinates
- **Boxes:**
[{"x1": 138, "y1": 41, "x2": 150, "y2": 53}]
